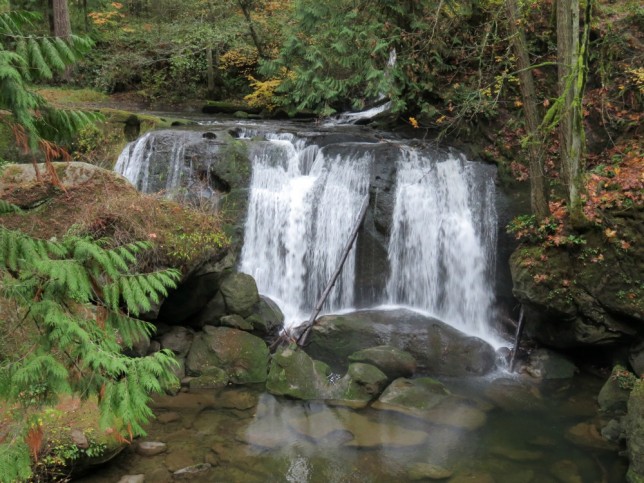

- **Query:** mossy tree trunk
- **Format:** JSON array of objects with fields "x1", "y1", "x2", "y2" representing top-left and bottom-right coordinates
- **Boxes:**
[
  {"x1": 557, "y1": 0, "x2": 592, "y2": 225},
  {"x1": 506, "y1": 0, "x2": 550, "y2": 221}
]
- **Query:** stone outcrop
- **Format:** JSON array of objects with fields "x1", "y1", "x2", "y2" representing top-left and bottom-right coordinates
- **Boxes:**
[{"x1": 304, "y1": 308, "x2": 496, "y2": 376}]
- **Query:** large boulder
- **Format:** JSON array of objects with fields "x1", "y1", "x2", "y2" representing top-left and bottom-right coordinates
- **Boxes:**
[
  {"x1": 305, "y1": 308, "x2": 496, "y2": 376},
  {"x1": 185, "y1": 326, "x2": 269, "y2": 384},
  {"x1": 219, "y1": 272, "x2": 260, "y2": 317}
]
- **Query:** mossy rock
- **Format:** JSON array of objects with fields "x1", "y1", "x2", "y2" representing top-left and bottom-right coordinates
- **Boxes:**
[
  {"x1": 266, "y1": 346, "x2": 333, "y2": 400},
  {"x1": 348, "y1": 345, "x2": 417, "y2": 379},
  {"x1": 185, "y1": 326, "x2": 269, "y2": 384}
]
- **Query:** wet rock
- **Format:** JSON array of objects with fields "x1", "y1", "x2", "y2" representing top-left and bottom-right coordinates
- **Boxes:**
[
  {"x1": 565, "y1": 422, "x2": 619, "y2": 451},
  {"x1": 147, "y1": 468, "x2": 171, "y2": 483},
  {"x1": 220, "y1": 314, "x2": 253, "y2": 331},
  {"x1": 525, "y1": 349, "x2": 578, "y2": 380},
  {"x1": 601, "y1": 418, "x2": 624, "y2": 443},
  {"x1": 306, "y1": 309, "x2": 496, "y2": 376},
  {"x1": 598, "y1": 365, "x2": 633, "y2": 413},
  {"x1": 407, "y1": 462, "x2": 453, "y2": 480},
  {"x1": 148, "y1": 340, "x2": 161, "y2": 354},
  {"x1": 117, "y1": 475, "x2": 145, "y2": 483},
  {"x1": 219, "y1": 272, "x2": 260, "y2": 317},
  {"x1": 125, "y1": 333, "x2": 151, "y2": 357},
  {"x1": 160, "y1": 327, "x2": 194, "y2": 357},
  {"x1": 185, "y1": 326, "x2": 269, "y2": 384},
  {"x1": 328, "y1": 363, "x2": 389, "y2": 408},
  {"x1": 71, "y1": 429, "x2": 89, "y2": 449},
  {"x1": 348, "y1": 345, "x2": 417, "y2": 379},
  {"x1": 194, "y1": 291, "x2": 227, "y2": 327},
  {"x1": 136, "y1": 441, "x2": 167, "y2": 456},
  {"x1": 188, "y1": 370, "x2": 228, "y2": 390},
  {"x1": 372, "y1": 378, "x2": 487, "y2": 430},
  {"x1": 266, "y1": 346, "x2": 332, "y2": 400},
  {"x1": 245, "y1": 296, "x2": 284, "y2": 338},
  {"x1": 625, "y1": 380, "x2": 644, "y2": 482},
  {"x1": 217, "y1": 389, "x2": 259, "y2": 410},
  {"x1": 173, "y1": 463, "x2": 212, "y2": 479},
  {"x1": 550, "y1": 459, "x2": 582, "y2": 483}
]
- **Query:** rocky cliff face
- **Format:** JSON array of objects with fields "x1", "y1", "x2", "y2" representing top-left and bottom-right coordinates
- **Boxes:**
[{"x1": 510, "y1": 207, "x2": 642, "y2": 353}]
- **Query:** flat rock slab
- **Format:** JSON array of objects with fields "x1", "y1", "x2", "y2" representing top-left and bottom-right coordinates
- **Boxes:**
[{"x1": 173, "y1": 463, "x2": 212, "y2": 479}]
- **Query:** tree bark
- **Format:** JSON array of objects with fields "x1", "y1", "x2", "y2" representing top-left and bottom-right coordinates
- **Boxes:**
[
  {"x1": 506, "y1": 0, "x2": 549, "y2": 221},
  {"x1": 557, "y1": 0, "x2": 590, "y2": 224},
  {"x1": 52, "y1": 0, "x2": 71, "y2": 39}
]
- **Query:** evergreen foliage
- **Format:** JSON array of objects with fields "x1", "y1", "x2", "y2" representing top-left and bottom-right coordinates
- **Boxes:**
[
  {"x1": 0, "y1": 9, "x2": 101, "y2": 152},
  {"x1": 0, "y1": 201, "x2": 181, "y2": 482}
]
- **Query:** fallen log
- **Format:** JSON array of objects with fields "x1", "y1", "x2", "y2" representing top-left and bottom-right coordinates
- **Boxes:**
[{"x1": 296, "y1": 195, "x2": 370, "y2": 347}]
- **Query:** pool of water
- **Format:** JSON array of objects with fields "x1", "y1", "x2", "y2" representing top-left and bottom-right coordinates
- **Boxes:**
[{"x1": 78, "y1": 372, "x2": 627, "y2": 482}]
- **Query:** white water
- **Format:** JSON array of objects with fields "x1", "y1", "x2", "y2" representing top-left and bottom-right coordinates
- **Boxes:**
[
  {"x1": 324, "y1": 101, "x2": 392, "y2": 126},
  {"x1": 239, "y1": 135, "x2": 371, "y2": 327},
  {"x1": 114, "y1": 132, "x2": 187, "y2": 195},
  {"x1": 386, "y1": 149, "x2": 501, "y2": 346}
]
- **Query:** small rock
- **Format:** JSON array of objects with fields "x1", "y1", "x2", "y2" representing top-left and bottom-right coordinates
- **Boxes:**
[
  {"x1": 136, "y1": 441, "x2": 167, "y2": 456},
  {"x1": 407, "y1": 462, "x2": 453, "y2": 480},
  {"x1": 600, "y1": 418, "x2": 623, "y2": 442},
  {"x1": 173, "y1": 463, "x2": 212, "y2": 479},
  {"x1": 220, "y1": 314, "x2": 253, "y2": 331},
  {"x1": 70, "y1": 429, "x2": 89, "y2": 449},
  {"x1": 117, "y1": 475, "x2": 145, "y2": 483},
  {"x1": 164, "y1": 448, "x2": 195, "y2": 472}
]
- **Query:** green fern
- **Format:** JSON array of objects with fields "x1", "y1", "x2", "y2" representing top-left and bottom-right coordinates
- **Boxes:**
[{"x1": 0, "y1": 223, "x2": 181, "y2": 482}]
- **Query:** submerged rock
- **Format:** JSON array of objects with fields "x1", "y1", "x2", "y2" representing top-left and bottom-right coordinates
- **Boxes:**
[
  {"x1": 372, "y1": 378, "x2": 487, "y2": 431},
  {"x1": 136, "y1": 441, "x2": 167, "y2": 457},
  {"x1": 598, "y1": 366, "x2": 633, "y2": 414},
  {"x1": 289, "y1": 406, "x2": 428, "y2": 448},
  {"x1": 173, "y1": 463, "x2": 212, "y2": 479},
  {"x1": 524, "y1": 348, "x2": 578, "y2": 380},
  {"x1": 306, "y1": 308, "x2": 496, "y2": 376}
]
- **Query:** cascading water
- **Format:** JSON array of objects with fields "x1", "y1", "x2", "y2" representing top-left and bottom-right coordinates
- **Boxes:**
[
  {"x1": 386, "y1": 148, "x2": 500, "y2": 345},
  {"x1": 239, "y1": 134, "x2": 371, "y2": 327}
]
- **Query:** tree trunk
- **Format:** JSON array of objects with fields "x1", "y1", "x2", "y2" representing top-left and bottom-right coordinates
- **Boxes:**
[
  {"x1": 52, "y1": 0, "x2": 71, "y2": 39},
  {"x1": 237, "y1": 0, "x2": 266, "y2": 59},
  {"x1": 207, "y1": 45, "x2": 215, "y2": 98},
  {"x1": 506, "y1": 0, "x2": 549, "y2": 221},
  {"x1": 557, "y1": 0, "x2": 590, "y2": 225}
]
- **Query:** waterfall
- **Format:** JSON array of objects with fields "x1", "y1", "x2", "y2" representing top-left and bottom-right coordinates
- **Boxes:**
[
  {"x1": 386, "y1": 148, "x2": 500, "y2": 344},
  {"x1": 114, "y1": 131, "x2": 189, "y2": 196},
  {"x1": 239, "y1": 135, "x2": 371, "y2": 327}
]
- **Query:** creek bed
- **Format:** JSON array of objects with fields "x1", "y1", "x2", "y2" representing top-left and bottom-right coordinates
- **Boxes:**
[{"x1": 78, "y1": 371, "x2": 627, "y2": 482}]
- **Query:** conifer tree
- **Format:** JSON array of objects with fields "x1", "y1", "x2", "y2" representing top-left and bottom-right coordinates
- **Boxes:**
[
  {"x1": 0, "y1": 202, "x2": 181, "y2": 482},
  {"x1": 0, "y1": 8, "x2": 100, "y2": 170}
]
